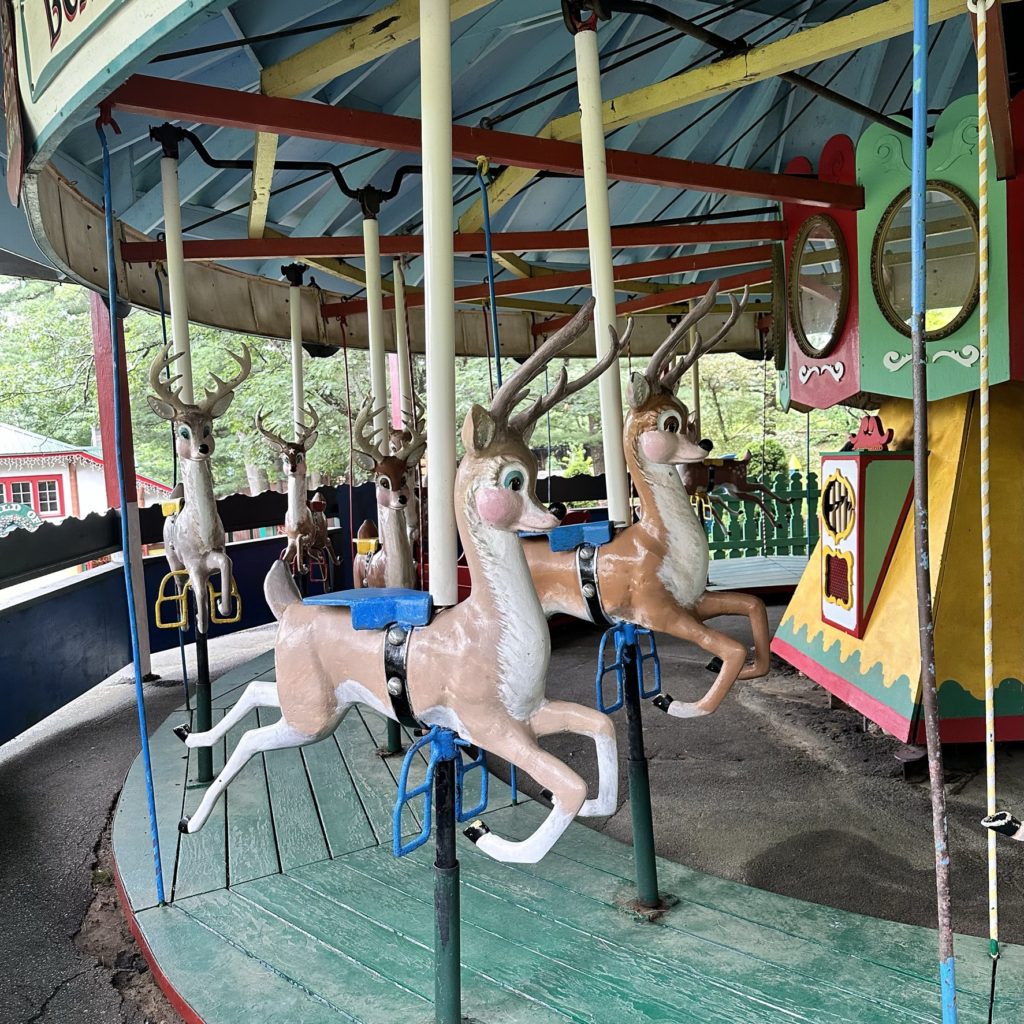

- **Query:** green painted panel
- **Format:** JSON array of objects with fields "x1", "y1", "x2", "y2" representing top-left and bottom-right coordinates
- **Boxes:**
[
  {"x1": 133, "y1": 902, "x2": 341, "y2": 1024},
  {"x1": 937, "y1": 676, "x2": 1024, "y2": 719},
  {"x1": 210, "y1": 650, "x2": 276, "y2": 709},
  {"x1": 862, "y1": 459, "x2": 913, "y2": 606},
  {"x1": 857, "y1": 96, "x2": 1010, "y2": 401},
  {"x1": 112, "y1": 709, "x2": 190, "y2": 912},
  {"x1": 258, "y1": 706, "x2": 331, "y2": 872},
  {"x1": 301, "y1": 733, "x2": 377, "y2": 859},
  {"x1": 225, "y1": 711, "x2": 280, "y2": 887},
  {"x1": 174, "y1": 709, "x2": 227, "y2": 901},
  {"x1": 180, "y1": 885, "x2": 429, "y2": 1023}
]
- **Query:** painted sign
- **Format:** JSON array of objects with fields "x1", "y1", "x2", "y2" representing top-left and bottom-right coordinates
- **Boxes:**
[
  {"x1": 17, "y1": 0, "x2": 128, "y2": 100},
  {"x1": 0, "y1": 502, "x2": 43, "y2": 537},
  {"x1": 1, "y1": 0, "x2": 24, "y2": 205}
]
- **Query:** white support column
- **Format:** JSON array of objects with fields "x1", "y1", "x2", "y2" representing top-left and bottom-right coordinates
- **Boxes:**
[
  {"x1": 574, "y1": 24, "x2": 630, "y2": 525},
  {"x1": 393, "y1": 258, "x2": 414, "y2": 426},
  {"x1": 420, "y1": 0, "x2": 458, "y2": 606},
  {"x1": 159, "y1": 154, "x2": 194, "y2": 404},
  {"x1": 290, "y1": 284, "x2": 304, "y2": 436},
  {"x1": 363, "y1": 216, "x2": 389, "y2": 438}
]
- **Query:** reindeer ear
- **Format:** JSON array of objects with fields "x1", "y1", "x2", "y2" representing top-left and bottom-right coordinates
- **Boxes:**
[
  {"x1": 406, "y1": 441, "x2": 426, "y2": 466},
  {"x1": 148, "y1": 395, "x2": 178, "y2": 421},
  {"x1": 463, "y1": 405, "x2": 496, "y2": 453},
  {"x1": 207, "y1": 392, "x2": 235, "y2": 419},
  {"x1": 354, "y1": 451, "x2": 375, "y2": 472},
  {"x1": 626, "y1": 372, "x2": 650, "y2": 409},
  {"x1": 304, "y1": 430, "x2": 319, "y2": 450}
]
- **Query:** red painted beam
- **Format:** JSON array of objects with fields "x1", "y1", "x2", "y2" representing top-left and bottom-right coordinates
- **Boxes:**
[
  {"x1": 321, "y1": 246, "x2": 773, "y2": 318},
  {"x1": 119, "y1": 221, "x2": 786, "y2": 264},
  {"x1": 531, "y1": 269, "x2": 773, "y2": 334},
  {"x1": 106, "y1": 76, "x2": 862, "y2": 209}
]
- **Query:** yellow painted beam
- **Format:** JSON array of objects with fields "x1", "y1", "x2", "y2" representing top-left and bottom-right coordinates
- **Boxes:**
[
  {"x1": 247, "y1": 132, "x2": 279, "y2": 239},
  {"x1": 261, "y1": 0, "x2": 497, "y2": 100},
  {"x1": 459, "y1": 0, "x2": 980, "y2": 233}
]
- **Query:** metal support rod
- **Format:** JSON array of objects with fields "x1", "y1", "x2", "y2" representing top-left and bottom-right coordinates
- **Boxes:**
[
  {"x1": 194, "y1": 620, "x2": 213, "y2": 785},
  {"x1": 159, "y1": 152, "x2": 195, "y2": 404},
  {"x1": 363, "y1": 216, "x2": 389, "y2": 439},
  {"x1": 909, "y1": 2, "x2": 957, "y2": 1020},
  {"x1": 421, "y1": 0, "x2": 458, "y2": 606},
  {"x1": 283, "y1": 263, "x2": 306, "y2": 438},
  {"x1": 434, "y1": 757, "x2": 461, "y2": 1024},
  {"x1": 623, "y1": 650, "x2": 659, "y2": 908},
  {"x1": 689, "y1": 304, "x2": 701, "y2": 437},
  {"x1": 573, "y1": 22, "x2": 631, "y2": 526},
  {"x1": 393, "y1": 258, "x2": 414, "y2": 426}
]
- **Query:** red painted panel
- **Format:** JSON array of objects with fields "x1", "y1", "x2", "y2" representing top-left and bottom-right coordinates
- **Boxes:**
[{"x1": 1007, "y1": 93, "x2": 1024, "y2": 380}]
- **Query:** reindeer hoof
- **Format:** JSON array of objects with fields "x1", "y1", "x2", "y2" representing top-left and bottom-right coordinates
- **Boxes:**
[
  {"x1": 463, "y1": 820, "x2": 491, "y2": 844},
  {"x1": 706, "y1": 656, "x2": 724, "y2": 673},
  {"x1": 540, "y1": 788, "x2": 553, "y2": 804},
  {"x1": 652, "y1": 694, "x2": 674, "y2": 713},
  {"x1": 173, "y1": 724, "x2": 192, "y2": 744},
  {"x1": 983, "y1": 811, "x2": 1022, "y2": 838},
  {"x1": 178, "y1": 816, "x2": 192, "y2": 835}
]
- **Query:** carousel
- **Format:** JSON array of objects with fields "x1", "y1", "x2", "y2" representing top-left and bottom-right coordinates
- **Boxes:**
[{"x1": 3, "y1": 0, "x2": 1024, "y2": 1022}]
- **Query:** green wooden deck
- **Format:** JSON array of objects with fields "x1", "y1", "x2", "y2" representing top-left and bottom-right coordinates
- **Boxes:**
[{"x1": 113, "y1": 652, "x2": 1024, "y2": 1024}]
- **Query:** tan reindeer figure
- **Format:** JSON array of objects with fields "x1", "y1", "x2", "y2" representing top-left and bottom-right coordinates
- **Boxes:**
[
  {"x1": 525, "y1": 283, "x2": 771, "y2": 718},
  {"x1": 352, "y1": 398, "x2": 426, "y2": 590},
  {"x1": 177, "y1": 300, "x2": 627, "y2": 864},
  {"x1": 679, "y1": 419, "x2": 793, "y2": 530},
  {"x1": 389, "y1": 411, "x2": 425, "y2": 556},
  {"x1": 148, "y1": 343, "x2": 251, "y2": 633},
  {"x1": 255, "y1": 404, "x2": 341, "y2": 574}
]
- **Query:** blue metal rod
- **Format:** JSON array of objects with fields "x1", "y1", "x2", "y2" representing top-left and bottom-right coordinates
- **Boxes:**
[
  {"x1": 475, "y1": 169, "x2": 503, "y2": 387},
  {"x1": 909, "y1": 3, "x2": 956, "y2": 1020},
  {"x1": 97, "y1": 120, "x2": 166, "y2": 906}
]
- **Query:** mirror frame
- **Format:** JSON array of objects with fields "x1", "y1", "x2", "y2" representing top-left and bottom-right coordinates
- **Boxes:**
[
  {"x1": 870, "y1": 179, "x2": 979, "y2": 341},
  {"x1": 788, "y1": 214, "x2": 850, "y2": 359}
]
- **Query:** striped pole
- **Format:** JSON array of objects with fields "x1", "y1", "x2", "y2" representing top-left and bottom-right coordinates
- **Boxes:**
[{"x1": 970, "y1": 0, "x2": 999, "y2": 962}]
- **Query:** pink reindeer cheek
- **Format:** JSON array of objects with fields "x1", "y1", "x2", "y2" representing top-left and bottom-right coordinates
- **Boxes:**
[
  {"x1": 640, "y1": 430, "x2": 675, "y2": 463},
  {"x1": 475, "y1": 487, "x2": 521, "y2": 528}
]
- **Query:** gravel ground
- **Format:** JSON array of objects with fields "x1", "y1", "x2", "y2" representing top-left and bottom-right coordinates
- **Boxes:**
[{"x1": 2, "y1": 608, "x2": 1022, "y2": 1023}]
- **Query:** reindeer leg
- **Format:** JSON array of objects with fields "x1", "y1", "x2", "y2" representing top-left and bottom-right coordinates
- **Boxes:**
[
  {"x1": 177, "y1": 680, "x2": 280, "y2": 747},
  {"x1": 297, "y1": 535, "x2": 307, "y2": 575},
  {"x1": 209, "y1": 550, "x2": 234, "y2": 618},
  {"x1": 180, "y1": 716, "x2": 316, "y2": 834},
  {"x1": 736, "y1": 490, "x2": 779, "y2": 528},
  {"x1": 462, "y1": 722, "x2": 588, "y2": 864},
  {"x1": 528, "y1": 700, "x2": 618, "y2": 817},
  {"x1": 193, "y1": 570, "x2": 211, "y2": 634},
  {"x1": 743, "y1": 481, "x2": 794, "y2": 504},
  {"x1": 695, "y1": 591, "x2": 771, "y2": 680}
]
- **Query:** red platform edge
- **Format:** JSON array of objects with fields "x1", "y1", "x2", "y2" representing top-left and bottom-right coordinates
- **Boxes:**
[{"x1": 112, "y1": 859, "x2": 206, "y2": 1024}]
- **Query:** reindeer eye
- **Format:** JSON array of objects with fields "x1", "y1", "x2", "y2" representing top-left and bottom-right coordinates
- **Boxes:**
[
  {"x1": 179, "y1": 426, "x2": 191, "y2": 440},
  {"x1": 379, "y1": 477, "x2": 391, "y2": 490},
  {"x1": 502, "y1": 468, "x2": 526, "y2": 492},
  {"x1": 659, "y1": 412, "x2": 681, "y2": 434}
]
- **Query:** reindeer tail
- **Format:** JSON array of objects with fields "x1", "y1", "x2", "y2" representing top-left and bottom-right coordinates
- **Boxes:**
[{"x1": 264, "y1": 559, "x2": 302, "y2": 620}]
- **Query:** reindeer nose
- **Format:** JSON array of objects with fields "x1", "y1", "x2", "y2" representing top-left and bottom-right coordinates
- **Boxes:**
[
  {"x1": 699, "y1": 439, "x2": 714, "y2": 452},
  {"x1": 398, "y1": 494, "x2": 408, "y2": 506},
  {"x1": 198, "y1": 443, "x2": 210, "y2": 455}
]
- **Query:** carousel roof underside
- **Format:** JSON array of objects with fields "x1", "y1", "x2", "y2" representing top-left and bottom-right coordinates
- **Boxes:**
[{"x1": 7, "y1": 0, "x2": 1018, "y2": 351}]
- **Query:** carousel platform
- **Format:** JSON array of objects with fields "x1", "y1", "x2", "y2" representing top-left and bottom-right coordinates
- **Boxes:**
[
  {"x1": 707, "y1": 554, "x2": 808, "y2": 594},
  {"x1": 113, "y1": 652, "x2": 1024, "y2": 1024}
]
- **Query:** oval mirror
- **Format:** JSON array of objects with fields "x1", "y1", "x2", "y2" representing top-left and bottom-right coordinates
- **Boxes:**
[
  {"x1": 789, "y1": 215, "x2": 849, "y2": 358},
  {"x1": 872, "y1": 182, "x2": 979, "y2": 339}
]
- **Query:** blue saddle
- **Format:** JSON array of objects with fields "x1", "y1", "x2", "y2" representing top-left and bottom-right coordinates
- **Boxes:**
[
  {"x1": 542, "y1": 520, "x2": 615, "y2": 552},
  {"x1": 303, "y1": 588, "x2": 433, "y2": 630}
]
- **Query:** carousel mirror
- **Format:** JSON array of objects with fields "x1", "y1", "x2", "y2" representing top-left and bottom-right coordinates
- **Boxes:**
[
  {"x1": 872, "y1": 182, "x2": 979, "y2": 339},
  {"x1": 789, "y1": 215, "x2": 849, "y2": 358}
]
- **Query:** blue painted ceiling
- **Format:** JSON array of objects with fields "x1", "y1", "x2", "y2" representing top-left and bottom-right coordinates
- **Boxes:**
[{"x1": 51, "y1": 0, "x2": 981, "y2": 306}]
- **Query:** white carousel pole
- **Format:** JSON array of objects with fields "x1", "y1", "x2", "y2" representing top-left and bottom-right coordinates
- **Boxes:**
[
  {"x1": 154, "y1": 127, "x2": 194, "y2": 404},
  {"x1": 363, "y1": 212, "x2": 389, "y2": 439},
  {"x1": 573, "y1": 19, "x2": 630, "y2": 525},
  {"x1": 393, "y1": 257, "x2": 414, "y2": 425},
  {"x1": 420, "y1": 0, "x2": 458, "y2": 607},
  {"x1": 283, "y1": 264, "x2": 306, "y2": 437}
]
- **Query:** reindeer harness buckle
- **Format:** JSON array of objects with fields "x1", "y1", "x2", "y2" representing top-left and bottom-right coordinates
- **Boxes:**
[
  {"x1": 595, "y1": 622, "x2": 662, "y2": 714},
  {"x1": 392, "y1": 725, "x2": 488, "y2": 857}
]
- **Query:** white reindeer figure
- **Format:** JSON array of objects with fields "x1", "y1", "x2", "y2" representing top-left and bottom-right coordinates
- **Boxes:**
[
  {"x1": 255, "y1": 404, "x2": 341, "y2": 574},
  {"x1": 176, "y1": 300, "x2": 626, "y2": 864},
  {"x1": 148, "y1": 343, "x2": 251, "y2": 633}
]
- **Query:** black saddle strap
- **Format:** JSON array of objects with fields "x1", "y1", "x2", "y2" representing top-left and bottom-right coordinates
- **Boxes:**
[
  {"x1": 576, "y1": 544, "x2": 613, "y2": 628},
  {"x1": 383, "y1": 623, "x2": 422, "y2": 729}
]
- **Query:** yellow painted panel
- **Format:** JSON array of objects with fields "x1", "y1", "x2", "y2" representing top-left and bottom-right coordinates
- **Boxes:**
[{"x1": 247, "y1": 131, "x2": 279, "y2": 240}]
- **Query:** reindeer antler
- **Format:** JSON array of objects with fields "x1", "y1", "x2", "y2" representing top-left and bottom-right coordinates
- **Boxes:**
[
  {"x1": 644, "y1": 283, "x2": 720, "y2": 387},
  {"x1": 255, "y1": 409, "x2": 291, "y2": 451},
  {"x1": 491, "y1": 298, "x2": 597, "y2": 428},
  {"x1": 352, "y1": 395, "x2": 388, "y2": 466},
  {"x1": 198, "y1": 346, "x2": 252, "y2": 416},
  {"x1": 660, "y1": 287, "x2": 748, "y2": 393},
  {"x1": 392, "y1": 412, "x2": 426, "y2": 465},
  {"x1": 297, "y1": 403, "x2": 320, "y2": 448},
  {"x1": 148, "y1": 343, "x2": 190, "y2": 416}
]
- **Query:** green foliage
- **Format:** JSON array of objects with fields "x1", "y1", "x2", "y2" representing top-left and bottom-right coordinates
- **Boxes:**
[
  {"x1": 748, "y1": 438, "x2": 788, "y2": 479},
  {"x1": 560, "y1": 443, "x2": 593, "y2": 478}
]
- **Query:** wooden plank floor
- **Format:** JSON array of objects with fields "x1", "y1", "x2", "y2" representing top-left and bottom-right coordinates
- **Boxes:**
[
  {"x1": 113, "y1": 651, "x2": 1024, "y2": 1024},
  {"x1": 708, "y1": 554, "x2": 808, "y2": 593}
]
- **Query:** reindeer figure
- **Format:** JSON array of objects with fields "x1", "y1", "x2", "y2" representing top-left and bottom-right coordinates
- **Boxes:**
[
  {"x1": 389, "y1": 411, "x2": 425, "y2": 556},
  {"x1": 148, "y1": 343, "x2": 251, "y2": 633},
  {"x1": 679, "y1": 422, "x2": 793, "y2": 529},
  {"x1": 352, "y1": 399, "x2": 426, "y2": 590},
  {"x1": 255, "y1": 404, "x2": 341, "y2": 574},
  {"x1": 525, "y1": 283, "x2": 771, "y2": 718},
  {"x1": 176, "y1": 301, "x2": 626, "y2": 864}
]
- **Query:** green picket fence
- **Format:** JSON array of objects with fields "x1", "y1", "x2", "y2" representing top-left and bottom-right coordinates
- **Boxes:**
[{"x1": 703, "y1": 471, "x2": 819, "y2": 561}]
